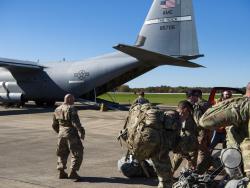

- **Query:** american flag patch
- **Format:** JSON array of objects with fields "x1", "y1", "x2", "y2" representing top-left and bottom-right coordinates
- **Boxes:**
[{"x1": 160, "y1": 0, "x2": 176, "y2": 9}]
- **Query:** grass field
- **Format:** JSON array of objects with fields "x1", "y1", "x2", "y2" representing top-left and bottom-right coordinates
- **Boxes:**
[{"x1": 99, "y1": 93, "x2": 211, "y2": 106}]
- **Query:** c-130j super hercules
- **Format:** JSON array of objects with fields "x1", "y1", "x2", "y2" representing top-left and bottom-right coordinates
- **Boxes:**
[{"x1": 0, "y1": 0, "x2": 203, "y2": 107}]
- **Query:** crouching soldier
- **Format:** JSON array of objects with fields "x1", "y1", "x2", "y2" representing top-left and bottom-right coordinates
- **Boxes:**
[
  {"x1": 172, "y1": 100, "x2": 199, "y2": 174},
  {"x1": 118, "y1": 101, "x2": 196, "y2": 188}
]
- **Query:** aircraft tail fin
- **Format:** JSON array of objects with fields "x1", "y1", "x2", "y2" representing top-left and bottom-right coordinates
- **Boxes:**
[{"x1": 135, "y1": 0, "x2": 202, "y2": 58}]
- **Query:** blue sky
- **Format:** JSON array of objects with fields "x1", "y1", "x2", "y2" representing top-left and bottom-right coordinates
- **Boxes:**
[{"x1": 0, "y1": 0, "x2": 249, "y2": 88}]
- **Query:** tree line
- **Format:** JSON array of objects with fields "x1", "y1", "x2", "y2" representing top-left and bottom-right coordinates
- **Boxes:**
[{"x1": 116, "y1": 85, "x2": 245, "y2": 93}]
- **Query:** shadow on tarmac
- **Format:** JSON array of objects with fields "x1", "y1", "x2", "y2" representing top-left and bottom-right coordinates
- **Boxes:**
[
  {"x1": 75, "y1": 176, "x2": 157, "y2": 186},
  {"x1": 0, "y1": 107, "x2": 54, "y2": 116},
  {"x1": 0, "y1": 103, "x2": 101, "y2": 116}
]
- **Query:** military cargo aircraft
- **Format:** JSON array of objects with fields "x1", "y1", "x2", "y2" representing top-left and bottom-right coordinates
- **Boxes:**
[{"x1": 0, "y1": 0, "x2": 203, "y2": 106}]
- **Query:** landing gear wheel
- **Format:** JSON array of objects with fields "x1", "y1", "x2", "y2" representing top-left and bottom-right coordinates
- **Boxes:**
[
  {"x1": 46, "y1": 100, "x2": 56, "y2": 107},
  {"x1": 17, "y1": 101, "x2": 25, "y2": 108},
  {"x1": 35, "y1": 100, "x2": 44, "y2": 107}
]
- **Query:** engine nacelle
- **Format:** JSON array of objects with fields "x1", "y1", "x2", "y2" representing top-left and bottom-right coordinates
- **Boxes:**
[{"x1": 0, "y1": 93, "x2": 23, "y2": 103}]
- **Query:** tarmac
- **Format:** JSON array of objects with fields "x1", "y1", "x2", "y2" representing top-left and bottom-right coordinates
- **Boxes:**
[{"x1": 0, "y1": 103, "x2": 179, "y2": 188}]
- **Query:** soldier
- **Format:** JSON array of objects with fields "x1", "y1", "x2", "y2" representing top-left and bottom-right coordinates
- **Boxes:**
[
  {"x1": 119, "y1": 103, "x2": 183, "y2": 188},
  {"x1": 148, "y1": 110, "x2": 181, "y2": 188},
  {"x1": 172, "y1": 100, "x2": 199, "y2": 173},
  {"x1": 52, "y1": 94, "x2": 85, "y2": 179},
  {"x1": 132, "y1": 91, "x2": 149, "y2": 104},
  {"x1": 199, "y1": 82, "x2": 250, "y2": 187},
  {"x1": 186, "y1": 89, "x2": 212, "y2": 174},
  {"x1": 209, "y1": 90, "x2": 233, "y2": 151}
]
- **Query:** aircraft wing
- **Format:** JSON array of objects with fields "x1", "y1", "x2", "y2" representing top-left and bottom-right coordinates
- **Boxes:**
[
  {"x1": 113, "y1": 44, "x2": 204, "y2": 68},
  {"x1": 0, "y1": 57, "x2": 46, "y2": 71}
]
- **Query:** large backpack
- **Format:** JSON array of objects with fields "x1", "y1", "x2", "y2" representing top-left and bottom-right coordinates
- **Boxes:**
[{"x1": 118, "y1": 103, "x2": 181, "y2": 161}]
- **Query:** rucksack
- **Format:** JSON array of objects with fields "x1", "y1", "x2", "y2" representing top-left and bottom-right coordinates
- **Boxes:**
[{"x1": 118, "y1": 103, "x2": 181, "y2": 161}]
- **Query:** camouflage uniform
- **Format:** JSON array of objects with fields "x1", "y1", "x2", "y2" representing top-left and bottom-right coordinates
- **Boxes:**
[
  {"x1": 151, "y1": 110, "x2": 182, "y2": 188},
  {"x1": 193, "y1": 99, "x2": 212, "y2": 174},
  {"x1": 132, "y1": 96, "x2": 149, "y2": 105},
  {"x1": 172, "y1": 115, "x2": 199, "y2": 172},
  {"x1": 151, "y1": 147, "x2": 173, "y2": 188},
  {"x1": 52, "y1": 103, "x2": 85, "y2": 171},
  {"x1": 119, "y1": 105, "x2": 181, "y2": 188},
  {"x1": 199, "y1": 97, "x2": 250, "y2": 187}
]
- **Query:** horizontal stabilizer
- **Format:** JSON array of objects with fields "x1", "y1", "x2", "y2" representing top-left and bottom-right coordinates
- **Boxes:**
[
  {"x1": 0, "y1": 57, "x2": 45, "y2": 71},
  {"x1": 179, "y1": 54, "x2": 204, "y2": 61},
  {"x1": 113, "y1": 44, "x2": 204, "y2": 68}
]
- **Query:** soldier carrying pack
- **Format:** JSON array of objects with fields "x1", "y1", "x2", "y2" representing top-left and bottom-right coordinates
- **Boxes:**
[
  {"x1": 118, "y1": 103, "x2": 181, "y2": 161},
  {"x1": 118, "y1": 103, "x2": 182, "y2": 188}
]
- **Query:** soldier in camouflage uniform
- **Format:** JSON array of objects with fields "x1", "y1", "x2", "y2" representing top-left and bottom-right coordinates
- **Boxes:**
[
  {"x1": 187, "y1": 89, "x2": 212, "y2": 174},
  {"x1": 199, "y1": 82, "x2": 250, "y2": 188},
  {"x1": 52, "y1": 94, "x2": 85, "y2": 179},
  {"x1": 132, "y1": 91, "x2": 149, "y2": 105},
  {"x1": 119, "y1": 103, "x2": 184, "y2": 188},
  {"x1": 147, "y1": 109, "x2": 184, "y2": 188},
  {"x1": 172, "y1": 100, "x2": 199, "y2": 174},
  {"x1": 209, "y1": 90, "x2": 232, "y2": 150}
]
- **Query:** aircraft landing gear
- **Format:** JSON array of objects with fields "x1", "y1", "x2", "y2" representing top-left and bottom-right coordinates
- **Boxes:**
[
  {"x1": 35, "y1": 100, "x2": 55, "y2": 107},
  {"x1": 35, "y1": 100, "x2": 44, "y2": 107},
  {"x1": 17, "y1": 101, "x2": 25, "y2": 108},
  {"x1": 46, "y1": 100, "x2": 56, "y2": 107}
]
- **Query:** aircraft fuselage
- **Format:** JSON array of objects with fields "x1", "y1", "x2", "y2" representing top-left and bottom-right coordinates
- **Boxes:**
[{"x1": 0, "y1": 52, "x2": 141, "y2": 103}]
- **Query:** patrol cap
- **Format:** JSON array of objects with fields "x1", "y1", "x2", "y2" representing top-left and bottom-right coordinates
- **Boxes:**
[
  {"x1": 186, "y1": 89, "x2": 202, "y2": 98},
  {"x1": 194, "y1": 89, "x2": 202, "y2": 97}
]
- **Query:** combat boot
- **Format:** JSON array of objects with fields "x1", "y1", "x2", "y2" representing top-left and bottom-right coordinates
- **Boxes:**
[
  {"x1": 58, "y1": 170, "x2": 68, "y2": 179},
  {"x1": 68, "y1": 170, "x2": 81, "y2": 179}
]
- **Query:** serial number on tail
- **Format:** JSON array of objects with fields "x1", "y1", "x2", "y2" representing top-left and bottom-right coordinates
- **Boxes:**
[{"x1": 160, "y1": 25, "x2": 176, "y2": 30}]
